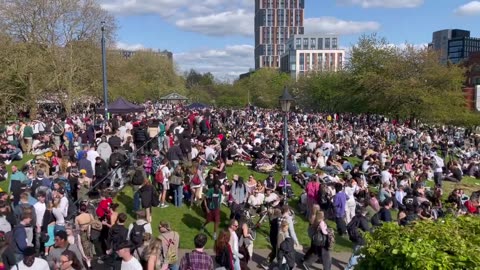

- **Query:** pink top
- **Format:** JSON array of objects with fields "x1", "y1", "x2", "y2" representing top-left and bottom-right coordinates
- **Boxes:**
[{"x1": 306, "y1": 182, "x2": 320, "y2": 201}]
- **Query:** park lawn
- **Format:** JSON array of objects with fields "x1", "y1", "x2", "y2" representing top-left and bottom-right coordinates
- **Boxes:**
[
  {"x1": 1, "y1": 154, "x2": 35, "y2": 192},
  {"x1": 114, "y1": 163, "x2": 354, "y2": 251}
]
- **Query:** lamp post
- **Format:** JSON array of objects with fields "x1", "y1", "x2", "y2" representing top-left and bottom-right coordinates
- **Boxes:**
[
  {"x1": 101, "y1": 21, "x2": 109, "y2": 121},
  {"x1": 279, "y1": 86, "x2": 294, "y2": 201}
]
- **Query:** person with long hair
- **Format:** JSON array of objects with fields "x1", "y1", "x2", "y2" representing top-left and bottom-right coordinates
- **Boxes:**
[
  {"x1": 60, "y1": 249, "x2": 83, "y2": 270},
  {"x1": 302, "y1": 211, "x2": 332, "y2": 270},
  {"x1": 214, "y1": 230, "x2": 234, "y2": 270},
  {"x1": 145, "y1": 237, "x2": 168, "y2": 270},
  {"x1": 74, "y1": 204, "x2": 94, "y2": 268},
  {"x1": 189, "y1": 164, "x2": 203, "y2": 205},
  {"x1": 229, "y1": 175, "x2": 247, "y2": 219}
]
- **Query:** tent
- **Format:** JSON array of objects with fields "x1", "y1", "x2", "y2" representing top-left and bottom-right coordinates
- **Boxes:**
[
  {"x1": 97, "y1": 97, "x2": 145, "y2": 114},
  {"x1": 185, "y1": 102, "x2": 208, "y2": 110}
]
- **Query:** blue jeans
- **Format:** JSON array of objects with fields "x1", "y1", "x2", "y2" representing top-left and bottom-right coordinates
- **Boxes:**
[
  {"x1": 172, "y1": 184, "x2": 183, "y2": 207},
  {"x1": 233, "y1": 257, "x2": 241, "y2": 270},
  {"x1": 168, "y1": 264, "x2": 179, "y2": 270},
  {"x1": 133, "y1": 185, "x2": 141, "y2": 212},
  {"x1": 54, "y1": 225, "x2": 65, "y2": 233}
]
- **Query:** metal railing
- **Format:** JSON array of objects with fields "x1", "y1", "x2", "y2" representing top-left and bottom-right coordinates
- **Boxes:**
[{"x1": 73, "y1": 132, "x2": 160, "y2": 205}]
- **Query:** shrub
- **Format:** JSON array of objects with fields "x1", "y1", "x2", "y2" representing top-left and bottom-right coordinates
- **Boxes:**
[{"x1": 357, "y1": 217, "x2": 480, "y2": 270}]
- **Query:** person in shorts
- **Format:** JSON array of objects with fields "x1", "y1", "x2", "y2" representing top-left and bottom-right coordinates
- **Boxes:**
[{"x1": 202, "y1": 182, "x2": 222, "y2": 240}]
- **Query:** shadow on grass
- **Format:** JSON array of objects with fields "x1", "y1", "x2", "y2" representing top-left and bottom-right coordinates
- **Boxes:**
[
  {"x1": 182, "y1": 213, "x2": 203, "y2": 230},
  {"x1": 116, "y1": 191, "x2": 134, "y2": 217}
]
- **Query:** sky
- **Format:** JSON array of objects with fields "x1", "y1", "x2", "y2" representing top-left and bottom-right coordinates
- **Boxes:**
[{"x1": 99, "y1": 0, "x2": 480, "y2": 81}]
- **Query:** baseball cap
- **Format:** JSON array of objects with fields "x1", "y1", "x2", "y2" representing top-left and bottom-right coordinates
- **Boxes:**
[{"x1": 115, "y1": 241, "x2": 132, "y2": 251}]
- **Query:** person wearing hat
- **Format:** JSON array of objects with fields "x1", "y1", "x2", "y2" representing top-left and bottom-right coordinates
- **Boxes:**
[
  {"x1": 16, "y1": 246, "x2": 49, "y2": 269},
  {"x1": 115, "y1": 240, "x2": 142, "y2": 270}
]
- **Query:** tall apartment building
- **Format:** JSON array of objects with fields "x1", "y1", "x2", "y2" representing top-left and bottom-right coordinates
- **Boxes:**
[
  {"x1": 254, "y1": 0, "x2": 305, "y2": 69},
  {"x1": 429, "y1": 29, "x2": 480, "y2": 64},
  {"x1": 280, "y1": 34, "x2": 345, "y2": 80}
]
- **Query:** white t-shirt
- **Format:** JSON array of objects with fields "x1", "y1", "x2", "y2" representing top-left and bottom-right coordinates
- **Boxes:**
[
  {"x1": 381, "y1": 170, "x2": 392, "y2": 184},
  {"x1": 18, "y1": 257, "x2": 49, "y2": 269},
  {"x1": 34, "y1": 201, "x2": 46, "y2": 227},
  {"x1": 121, "y1": 257, "x2": 143, "y2": 270}
]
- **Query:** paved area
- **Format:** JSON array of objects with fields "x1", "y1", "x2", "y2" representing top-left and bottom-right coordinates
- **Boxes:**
[{"x1": 178, "y1": 249, "x2": 352, "y2": 270}]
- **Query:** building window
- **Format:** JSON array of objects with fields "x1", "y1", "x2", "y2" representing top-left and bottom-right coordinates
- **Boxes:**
[
  {"x1": 325, "y1": 38, "x2": 330, "y2": 49},
  {"x1": 318, "y1": 38, "x2": 323, "y2": 49},
  {"x1": 299, "y1": 53, "x2": 304, "y2": 71},
  {"x1": 310, "y1": 38, "x2": 316, "y2": 49},
  {"x1": 296, "y1": 38, "x2": 301, "y2": 49},
  {"x1": 332, "y1": 38, "x2": 338, "y2": 49},
  {"x1": 303, "y1": 38, "x2": 308, "y2": 49},
  {"x1": 317, "y1": 53, "x2": 323, "y2": 70}
]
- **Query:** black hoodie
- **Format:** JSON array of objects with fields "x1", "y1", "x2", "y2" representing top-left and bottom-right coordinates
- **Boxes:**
[{"x1": 108, "y1": 224, "x2": 128, "y2": 251}]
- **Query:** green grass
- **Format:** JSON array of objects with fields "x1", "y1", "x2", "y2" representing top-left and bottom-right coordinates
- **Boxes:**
[
  {"x1": 113, "y1": 164, "x2": 354, "y2": 251},
  {"x1": 2, "y1": 154, "x2": 35, "y2": 192}
]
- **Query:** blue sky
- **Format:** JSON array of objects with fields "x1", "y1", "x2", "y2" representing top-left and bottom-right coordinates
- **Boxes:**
[{"x1": 100, "y1": 0, "x2": 480, "y2": 80}]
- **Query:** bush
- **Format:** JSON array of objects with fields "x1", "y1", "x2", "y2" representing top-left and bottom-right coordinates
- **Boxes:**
[{"x1": 357, "y1": 217, "x2": 480, "y2": 270}]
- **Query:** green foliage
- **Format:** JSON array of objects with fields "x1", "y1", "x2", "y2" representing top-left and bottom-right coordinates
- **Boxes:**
[
  {"x1": 295, "y1": 33, "x2": 477, "y2": 125},
  {"x1": 357, "y1": 217, "x2": 480, "y2": 270},
  {"x1": 108, "y1": 50, "x2": 186, "y2": 103}
]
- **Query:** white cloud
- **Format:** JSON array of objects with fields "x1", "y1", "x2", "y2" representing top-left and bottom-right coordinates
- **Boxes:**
[
  {"x1": 115, "y1": 41, "x2": 145, "y2": 50},
  {"x1": 100, "y1": 0, "x2": 190, "y2": 17},
  {"x1": 304, "y1": 17, "x2": 381, "y2": 35},
  {"x1": 174, "y1": 45, "x2": 254, "y2": 81},
  {"x1": 175, "y1": 10, "x2": 253, "y2": 37},
  {"x1": 337, "y1": 0, "x2": 423, "y2": 8},
  {"x1": 454, "y1": 1, "x2": 480, "y2": 16},
  {"x1": 101, "y1": 0, "x2": 254, "y2": 37}
]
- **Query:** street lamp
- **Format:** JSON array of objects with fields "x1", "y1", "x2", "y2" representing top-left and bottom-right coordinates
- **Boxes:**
[
  {"x1": 279, "y1": 86, "x2": 294, "y2": 201},
  {"x1": 101, "y1": 21, "x2": 109, "y2": 121}
]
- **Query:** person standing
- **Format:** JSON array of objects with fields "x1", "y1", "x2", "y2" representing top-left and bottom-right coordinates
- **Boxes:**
[
  {"x1": 305, "y1": 175, "x2": 320, "y2": 218},
  {"x1": 344, "y1": 179, "x2": 358, "y2": 224},
  {"x1": 13, "y1": 212, "x2": 33, "y2": 263},
  {"x1": 179, "y1": 233, "x2": 213, "y2": 270},
  {"x1": 302, "y1": 211, "x2": 332, "y2": 270},
  {"x1": 22, "y1": 121, "x2": 34, "y2": 154},
  {"x1": 214, "y1": 230, "x2": 234, "y2": 270},
  {"x1": 228, "y1": 220, "x2": 243, "y2": 270},
  {"x1": 158, "y1": 221, "x2": 180, "y2": 270},
  {"x1": 202, "y1": 183, "x2": 222, "y2": 240},
  {"x1": 16, "y1": 247, "x2": 49, "y2": 269},
  {"x1": 115, "y1": 241, "x2": 142, "y2": 270},
  {"x1": 333, "y1": 183, "x2": 348, "y2": 236}
]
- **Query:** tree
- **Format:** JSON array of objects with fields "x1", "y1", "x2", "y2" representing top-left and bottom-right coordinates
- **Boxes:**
[
  {"x1": 346, "y1": 34, "x2": 470, "y2": 123},
  {"x1": 0, "y1": 0, "x2": 116, "y2": 115},
  {"x1": 295, "y1": 71, "x2": 357, "y2": 112},
  {"x1": 235, "y1": 68, "x2": 293, "y2": 108},
  {"x1": 108, "y1": 50, "x2": 186, "y2": 103}
]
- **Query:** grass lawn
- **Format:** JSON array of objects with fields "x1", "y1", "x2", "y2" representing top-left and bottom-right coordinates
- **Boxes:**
[
  {"x1": 7, "y1": 155, "x2": 479, "y2": 251},
  {"x1": 114, "y1": 163, "x2": 354, "y2": 251},
  {"x1": 1, "y1": 154, "x2": 35, "y2": 192}
]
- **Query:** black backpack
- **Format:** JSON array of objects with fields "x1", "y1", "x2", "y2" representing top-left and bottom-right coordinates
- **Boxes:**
[
  {"x1": 130, "y1": 222, "x2": 146, "y2": 248},
  {"x1": 371, "y1": 212, "x2": 381, "y2": 227},
  {"x1": 132, "y1": 169, "x2": 144, "y2": 185},
  {"x1": 347, "y1": 217, "x2": 361, "y2": 243},
  {"x1": 66, "y1": 195, "x2": 77, "y2": 221},
  {"x1": 317, "y1": 187, "x2": 329, "y2": 206}
]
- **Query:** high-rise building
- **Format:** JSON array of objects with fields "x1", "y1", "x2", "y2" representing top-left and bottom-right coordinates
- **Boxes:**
[
  {"x1": 429, "y1": 29, "x2": 480, "y2": 64},
  {"x1": 254, "y1": 0, "x2": 305, "y2": 69},
  {"x1": 280, "y1": 34, "x2": 345, "y2": 80}
]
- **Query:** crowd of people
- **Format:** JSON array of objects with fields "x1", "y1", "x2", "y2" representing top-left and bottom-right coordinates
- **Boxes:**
[{"x1": 0, "y1": 102, "x2": 479, "y2": 270}]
